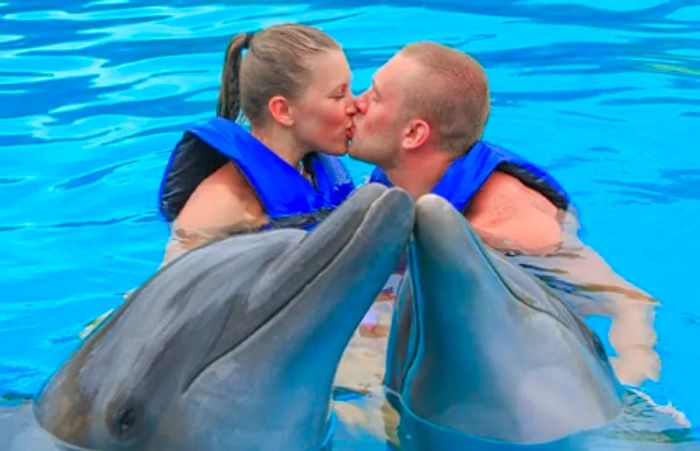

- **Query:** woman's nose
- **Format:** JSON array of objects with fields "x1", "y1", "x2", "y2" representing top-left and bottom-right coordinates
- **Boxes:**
[{"x1": 345, "y1": 97, "x2": 358, "y2": 115}]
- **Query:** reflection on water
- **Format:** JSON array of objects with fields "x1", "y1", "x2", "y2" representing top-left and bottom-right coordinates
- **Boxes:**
[{"x1": 508, "y1": 209, "x2": 661, "y2": 387}]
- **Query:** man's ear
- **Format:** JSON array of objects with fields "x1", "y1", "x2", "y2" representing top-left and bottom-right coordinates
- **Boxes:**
[
  {"x1": 402, "y1": 119, "x2": 430, "y2": 150},
  {"x1": 268, "y1": 95, "x2": 295, "y2": 127}
]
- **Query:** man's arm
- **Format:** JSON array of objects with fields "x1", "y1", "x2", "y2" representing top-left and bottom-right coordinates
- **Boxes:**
[{"x1": 539, "y1": 235, "x2": 660, "y2": 386}]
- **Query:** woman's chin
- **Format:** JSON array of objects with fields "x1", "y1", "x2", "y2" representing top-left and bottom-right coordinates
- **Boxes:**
[{"x1": 319, "y1": 143, "x2": 348, "y2": 156}]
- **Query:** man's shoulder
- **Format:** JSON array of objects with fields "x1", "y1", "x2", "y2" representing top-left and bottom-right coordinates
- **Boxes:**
[
  {"x1": 482, "y1": 170, "x2": 529, "y2": 195},
  {"x1": 468, "y1": 171, "x2": 529, "y2": 214},
  {"x1": 466, "y1": 170, "x2": 563, "y2": 254},
  {"x1": 474, "y1": 171, "x2": 559, "y2": 214}
]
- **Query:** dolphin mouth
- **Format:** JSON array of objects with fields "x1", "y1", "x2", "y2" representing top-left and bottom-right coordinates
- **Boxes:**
[{"x1": 182, "y1": 184, "x2": 410, "y2": 393}]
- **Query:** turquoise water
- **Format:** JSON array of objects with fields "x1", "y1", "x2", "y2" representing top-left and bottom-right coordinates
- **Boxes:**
[{"x1": 1, "y1": 0, "x2": 698, "y2": 448}]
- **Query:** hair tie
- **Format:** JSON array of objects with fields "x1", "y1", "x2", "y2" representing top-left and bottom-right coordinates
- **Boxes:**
[{"x1": 243, "y1": 31, "x2": 256, "y2": 49}]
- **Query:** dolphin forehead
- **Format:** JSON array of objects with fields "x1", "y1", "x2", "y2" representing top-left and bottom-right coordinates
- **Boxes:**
[{"x1": 413, "y1": 194, "x2": 608, "y2": 360}]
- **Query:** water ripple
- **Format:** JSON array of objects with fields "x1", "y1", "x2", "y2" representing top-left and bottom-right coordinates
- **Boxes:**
[
  {"x1": 54, "y1": 160, "x2": 133, "y2": 190},
  {"x1": 597, "y1": 169, "x2": 700, "y2": 204}
]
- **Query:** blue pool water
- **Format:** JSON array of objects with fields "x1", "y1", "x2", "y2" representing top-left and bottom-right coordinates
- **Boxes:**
[{"x1": 1, "y1": 0, "x2": 698, "y2": 448}]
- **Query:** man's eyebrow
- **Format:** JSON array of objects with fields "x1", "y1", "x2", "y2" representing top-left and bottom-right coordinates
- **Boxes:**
[{"x1": 371, "y1": 79, "x2": 381, "y2": 99}]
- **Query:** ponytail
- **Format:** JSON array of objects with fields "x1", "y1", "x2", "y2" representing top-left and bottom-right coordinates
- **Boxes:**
[{"x1": 217, "y1": 32, "x2": 253, "y2": 121}]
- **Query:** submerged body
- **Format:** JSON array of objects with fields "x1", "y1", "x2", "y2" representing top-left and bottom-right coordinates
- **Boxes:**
[{"x1": 34, "y1": 184, "x2": 414, "y2": 451}]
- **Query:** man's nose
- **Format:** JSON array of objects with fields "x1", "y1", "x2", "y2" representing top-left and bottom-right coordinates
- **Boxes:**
[{"x1": 354, "y1": 94, "x2": 368, "y2": 114}]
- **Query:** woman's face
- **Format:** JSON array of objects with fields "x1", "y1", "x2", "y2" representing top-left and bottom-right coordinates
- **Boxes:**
[{"x1": 292, "y1": 50, "x2": 356, "y2": 156}]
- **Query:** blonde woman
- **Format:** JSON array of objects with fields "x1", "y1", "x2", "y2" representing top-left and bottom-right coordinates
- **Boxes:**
[{"x1": 159, "y1": 24, "x2": 357, "y2": 264}]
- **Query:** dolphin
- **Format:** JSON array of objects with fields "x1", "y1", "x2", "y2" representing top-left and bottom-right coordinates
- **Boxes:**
[
  {"x1": 34, "y1": 184, "x2": 414, "y2": 451},
  {"x1": 385, "y1": 194, "x2": 623, "y2": 448}
]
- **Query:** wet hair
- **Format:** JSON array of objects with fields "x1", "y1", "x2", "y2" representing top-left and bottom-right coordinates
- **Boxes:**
[
  {"x1": 217, "y1": 24, "x2": 341, "y2": 125},
  {"x1": 398, "y1": 42, "x2": 490, "y2": 155}
]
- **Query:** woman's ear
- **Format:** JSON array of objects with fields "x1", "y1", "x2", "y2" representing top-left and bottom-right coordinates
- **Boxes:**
[
  {"x1": 267, "y1": 95, "x2": 295, "y2": 126},
  {"x1": 402, "y1": 119, "x2": 430, "y2": 150}
]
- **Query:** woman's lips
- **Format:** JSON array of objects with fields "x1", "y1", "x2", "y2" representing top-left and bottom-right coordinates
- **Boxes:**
[{"x1": 346, "y1": 125, "x2": 354, "y2": 141}]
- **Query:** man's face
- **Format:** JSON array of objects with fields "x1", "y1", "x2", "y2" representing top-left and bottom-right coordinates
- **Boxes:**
[{"x1": 348, "y1": 54, "x2": 418, "y2": 168}]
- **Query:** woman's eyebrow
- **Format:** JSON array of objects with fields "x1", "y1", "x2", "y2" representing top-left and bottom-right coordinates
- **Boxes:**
[{"x1": 330, "y1": 82, "x2": 348, "y2": 94}]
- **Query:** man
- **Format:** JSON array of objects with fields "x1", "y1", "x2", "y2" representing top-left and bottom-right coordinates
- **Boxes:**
[
  {"x1": 348, "y1": 42, "x2": 660, "y2": 386},
  {"x1": 349, "y1": 42, "x2": 567, "y2": 255}
]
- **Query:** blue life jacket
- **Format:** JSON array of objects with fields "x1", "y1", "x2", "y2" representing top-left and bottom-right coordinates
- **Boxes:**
[
  {"x1": 370, "y1": 141, "x2": 569, "y2": 212},
  {"x1": 159, "y1": 118, "x2": 355, "y2": 229}
]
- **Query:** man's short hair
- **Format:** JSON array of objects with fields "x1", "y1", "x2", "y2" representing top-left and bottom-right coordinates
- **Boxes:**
[{"x1": 399, "y1": 42, "x2": 490, "y2": 155}]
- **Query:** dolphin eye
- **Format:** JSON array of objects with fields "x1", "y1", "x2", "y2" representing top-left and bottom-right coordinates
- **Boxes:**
[
  {"x1": 117, "y1": 407, "x2": 137, "y2": 434},
  {"x1": 108, "y1": 401, "x2": 142, "y2": 439}
]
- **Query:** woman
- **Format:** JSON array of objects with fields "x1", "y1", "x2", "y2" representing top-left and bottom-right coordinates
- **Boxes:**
[{"x1": 158, "y1": 24, "x2": 357, "y2": 264}]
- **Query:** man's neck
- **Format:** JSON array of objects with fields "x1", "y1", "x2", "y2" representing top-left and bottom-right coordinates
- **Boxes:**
[
  {"x1": 251, "y1": 124, "x2": 307, "y2": 170},
  {"x1": 384, "y1": 148, "x2": 453, "y2": 199}
]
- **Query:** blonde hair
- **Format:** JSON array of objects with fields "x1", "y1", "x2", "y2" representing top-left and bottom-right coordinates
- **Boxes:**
[
  {"x1": 399, "y1": 42, "x2": 490, "y2": 154},
  {"x1": 217, "y1": 24, "x2": 340, "y2": 124}
]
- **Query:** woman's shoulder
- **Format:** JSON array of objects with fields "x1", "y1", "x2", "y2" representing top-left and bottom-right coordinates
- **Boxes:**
[{"x1": 175, "y1": 162, "x2": 267, "y2": 230}]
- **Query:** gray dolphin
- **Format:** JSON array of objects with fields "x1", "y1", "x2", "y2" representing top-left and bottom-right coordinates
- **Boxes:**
[
  {"x1": 385, "y1": 194, "x2": 623, "y2": 448},
  {"x1": 34, "y1": 184, "x2": 414, "y2": 451}
]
